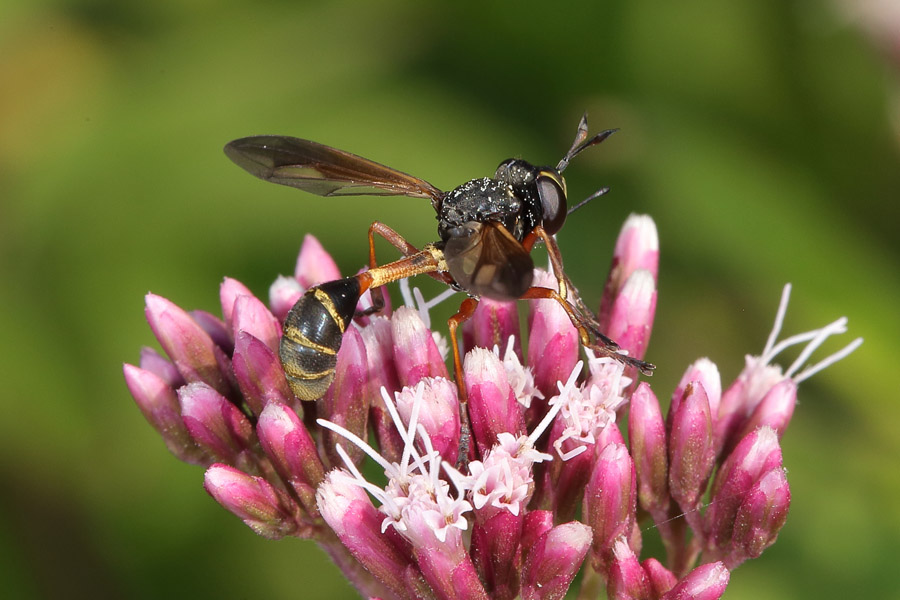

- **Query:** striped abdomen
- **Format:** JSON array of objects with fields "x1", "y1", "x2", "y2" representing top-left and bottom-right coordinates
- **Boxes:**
[{"x1": 279, "y1": 277, "x2": 361, "y2": 401}]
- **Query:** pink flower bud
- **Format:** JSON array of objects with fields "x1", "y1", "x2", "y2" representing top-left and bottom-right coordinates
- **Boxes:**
[
  {"x1": 294, "y1": 234, "x2": 341, "y2": 288},
  {"x1": 470, "y1": 507, "x2": 523, "y2": 599},
  {"x1": 521, "y1": 510, "x2": 554, "y2": 563},
  {"x1": 668, "y1": 382, "x2": 715, "y2": 512},
  {"x1": 527, "y1": 270, "x2": 579, "y2": 402},
  {"x1": 607, "y1": 538, "x2": 652, "y2": 600},
  {"x1": 219, "y1": 277, "x2": 255, "y2": 333},
  {"x1": 734, "y1": 379, "x2": 796, "y2": 444},
  {"x1": 464, "y1": 297, "x2": 520, "y2": 354},
  {"x1": 604, "y1": 269, "x2": 657, "y2": 363},
  {"x1": 231, "y1": 293, "x2": 281, "y2": 352},
  {"x1": 395, "y1": 377, "x2": 460, "y2": 464},
  {"x1": 660, "y1": 561, "x2": 729, "y2": 600},
  {"x1": 584, "y1": 443, "x2": 637, "y2": 574},
  {"x1": 391, "y1": 306, "x2": 448, "y2": 388},
  {"x1": 316, "y1": 471, "x2": 420, "y2": 599},
  {"x1": 231, "y1": 331, "x2": 294, "y2": 415},
  {"x1": 360, "y1": 317, "x2": 404, "y2": 464},
  {"x1": 521, "y1": 522, "x2": 592, "y2": 600},
  {"x1": 726, "y1": 467, "x2": 790, "y2": 568},
  {"x1": 715, "y1": 359, "x2": 783, "y2": 454},
  {"x1": 319, "y1": 326, "x2": 369, "y2": 467},
  {"x1": 138, "y1": 346, "x2": 184, "y2": 387},
  {"x1": 629, "y1": 382, "x2": 669, "y2": 515},
  {"x1": 672, "y1": 358, "x2": 721, "y2": 423},
  {"x1": 641, "y1": 558, "x2": 677, "y2": 597},
  {"x1": 268, "y1": 275, "x2": 302, "y2": 322},
  {"x1": 546, "y1": 416, "x2": 625, "y2": 522},
  {"x1": 123, "y1": 364, "x2": 207, "y2": 464},
  {"x1": 397, "y1": 490, "x2": 486, "y2": 600},
  {"x1": 190, "y1": 309, "x2": 233, "y2": 354},
  {"x1": 539, "y1": 360, "x2": 626, "y2": 519},
  {"x1": 204, "y1": 464, "x2": 301, "y2": 539},
  {"x1": 465, "y1": 347, "x2": 525, "y2": 456},
  {"x1": 256, "y1": 403, "x2": 324, "y2": 516},
  {"x1": 178, "y1": 382, "x2": 254, "y2": 467},
  {"x1": 706, "y1": 426, "x2": 783, "y2": 554},
  {"x1": 600, "y1": 214, "x2": 659, "y2": 331},
  {"x1": 145, "y1": 293, "x2": 232, "y2": 397}
]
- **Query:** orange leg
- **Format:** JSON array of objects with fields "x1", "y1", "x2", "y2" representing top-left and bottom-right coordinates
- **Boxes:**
[
  {"x1": 356, "y1": 249, "x2": 443, "y2": 295},
  {"x1": 360, "y1": 222, "x2": 455, "y2": 316},
  {"x1": 358, "y1": 224, "x2": 478, "y2": 463},
  {"x1": 523, "y1": 226, "x2": 634, "y2": 366},
  {"x1": 520, "y1": 285, "x2": 655, "y2": 376},
  {"x1": 523, "y1": 224, "x2": 571, "y2": 300},
  {"x1": 448, "y1": 297, "x2": 479, "y2": 465}
]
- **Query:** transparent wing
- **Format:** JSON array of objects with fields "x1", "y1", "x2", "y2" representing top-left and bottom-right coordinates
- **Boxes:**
[
  {"x1": 444, "y1": 221, "x2": 534, "y2": 301},
  {"x1": 224, "y1": 135, "x2": 444, "y2": 202}
]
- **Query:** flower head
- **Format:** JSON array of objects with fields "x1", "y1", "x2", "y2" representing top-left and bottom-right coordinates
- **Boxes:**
[
  {"x1": 317, "y1": 383, "x2": 484, "y2": 597},
  {"x1": 549, "y1": 357, "x2": 629, "y2": 461},
  {"x1": 126, "y1": 223, "x2": 860, "y2": 599},
  {"x1": 716, "y1": 284, "x2": 863, "y2": 455}
]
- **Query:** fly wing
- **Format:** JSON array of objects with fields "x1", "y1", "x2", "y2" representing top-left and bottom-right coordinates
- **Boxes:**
[
  {"x1": 444, "y1": 221, "x2": 534, "y2": 301},
  {"x1": 224, "y1": 135, "x2": 444, "y2": 202}
]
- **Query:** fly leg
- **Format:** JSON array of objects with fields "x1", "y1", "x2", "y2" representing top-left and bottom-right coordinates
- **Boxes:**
[
  {"x1": 359, "y1": 221, "x2": 455, "y2": 317},
  {"x1": 448, "y1": 297, "x2": 479, "y2": 466},
  {"x1": 522, "y1": 225, "x2": 654, "y2": 375}
]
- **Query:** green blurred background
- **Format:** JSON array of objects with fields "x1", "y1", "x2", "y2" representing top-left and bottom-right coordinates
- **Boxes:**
[{"x1": 1, "y1": 0, "x2": 897, "y2": 598}]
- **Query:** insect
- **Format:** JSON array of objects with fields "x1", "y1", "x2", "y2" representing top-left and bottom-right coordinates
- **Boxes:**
[{"x1": 224, "y1": 116, "x2": 655, "y2": 456}]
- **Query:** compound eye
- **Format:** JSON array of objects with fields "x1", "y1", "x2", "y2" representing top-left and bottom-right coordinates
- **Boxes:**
[{"x1": 537, "y1": 172, "x2": 567, "y2": 234}]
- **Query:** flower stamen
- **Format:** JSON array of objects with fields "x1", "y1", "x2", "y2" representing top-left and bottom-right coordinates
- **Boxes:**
[{"x1": 755, "y1": 284, "x2": 862, "y2": 384}]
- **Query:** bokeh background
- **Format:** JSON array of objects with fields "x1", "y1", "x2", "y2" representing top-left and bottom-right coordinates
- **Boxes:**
[{"x1": 2, "y1": 0, "x2": 897, "y2": 598}]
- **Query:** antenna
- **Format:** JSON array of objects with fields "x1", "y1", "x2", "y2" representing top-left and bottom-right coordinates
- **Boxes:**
[
  {"x1": 567, "y1": 186, "x2": 610, "y2": 216},
  {"x1": 556, "y1": 113, "x2": 618, "y2": 172}
]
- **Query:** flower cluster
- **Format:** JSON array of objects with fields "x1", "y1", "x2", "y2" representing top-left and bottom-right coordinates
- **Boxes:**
[{"x1": 124, "y1": 218, "x2": 861, "y2": 599}]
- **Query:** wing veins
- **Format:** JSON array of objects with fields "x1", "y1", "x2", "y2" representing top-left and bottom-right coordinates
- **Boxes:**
[{"x1": 225, "y1": 135, "x2": 444, "y2": 201}]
